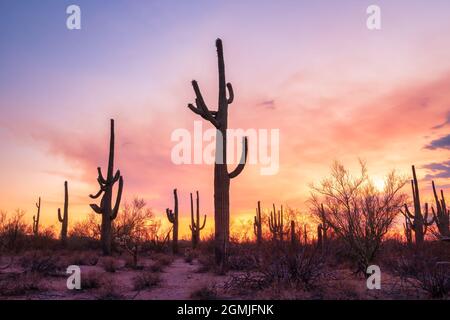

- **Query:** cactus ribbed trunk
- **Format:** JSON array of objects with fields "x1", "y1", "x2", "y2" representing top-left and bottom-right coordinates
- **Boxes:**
[
  {"x1": 431, "y1": 181, "x2": 450, "y2": 238},
  {"x1": 187, "y1": 39, "x2": 248, "y2": 271},
  {"x1": 58, "y1": 181, "x2": 69, "y2": 245},
  {"x1": 166, "y1": 189, "x2": 179, "y2": 254},
  {"x1": 90, "y1": 119, "x2": 124, "y2": 255}
]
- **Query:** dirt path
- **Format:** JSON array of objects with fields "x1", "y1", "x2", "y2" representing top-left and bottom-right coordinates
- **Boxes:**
[{"x1": 136, "y1": 258, "x2": 229, "y2": 300}]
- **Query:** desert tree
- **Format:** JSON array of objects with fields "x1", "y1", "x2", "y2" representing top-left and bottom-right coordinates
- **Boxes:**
[
  {"x1": 186, "y1": 39, "x2": 248, "y2": 271},
  {"x1": 310, "y1": 161, "x2": 407, "y2": 274},
  {"x1": 89, "y1": 119, "x2": 124, "y2": 255}
]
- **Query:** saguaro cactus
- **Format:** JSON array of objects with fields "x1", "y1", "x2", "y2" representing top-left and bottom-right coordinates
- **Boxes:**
[
  {"x1": 57, "y1": 181, "x2": 69, "y2": 245},
  {"x1": 317, "y1": 204, "x2": 330, "y2": 248},
  {"x1": 32, "y1": 197, "x2": 41, "y2": 236},
  {"x1": 303, "y1": 224, "x2": 308, "y2": 245},
  {"x1": 269, "y1": 204, "x2": 286, "y2": 241},
  {"x1": 166, "y1": 188, "x2": 179, "y2": 254},
  {"x1": 89, "y1": 119, "x2": 124, "y2": 255},
  {"x1": 254, "y1": 201, "x2": 263, "y2": 246},
  {"x1": 190, "y1": 191, "x2": 207, "y2": 249},
  {"x1": 431, "y1": 181, "x2": 450, "y2": 238},
  {"x1": 290, "y1": 220, "x2": 297, "y2": 247},
  {"x1": 403, "y1": 215, "x2": 413, "y2": 245},
  {"x1": 187, "y1": 39, "x2": 248, "y2": 270},
  {"x1": 402, "y1": 165, "x2": 434, "y2": 245}
]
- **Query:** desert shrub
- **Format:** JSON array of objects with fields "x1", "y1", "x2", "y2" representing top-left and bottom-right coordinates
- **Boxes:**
[
  {"x1": 184, "y1": 248, "x2": 198, "y2": 264},
  {"x1": 153, "y1": 253, "x2": 174, "y2": 266},
  {"x1": 0, "y1": 210, "x2": 28, "y2": 252},
  {"x1": 150, "y1": 261, "x2": 164, "y2": 273},
  {"x1": 190, "y1": 284, "x2": 219, "y2": 300},
  {"x1": 97, "y1": 280, "x2": 124, "y2": 300},
  {"x1": 20, "y1": 251, "x2": 59, "y2": 275},
  {"x1": 80, "y1": 271, "x2": 103, "y2": 290},
  {"x1": 101, "y1": 257, "x2": 119, "y2": 273},
  {"x1": 67, "y1": 251, "x2": 99, "y2": 266},
  {"x1": 0, "y1": 272, "x2": 44, "y2": 296},
  {"x1": 391, "y1": 249, "x2": 450, "y2": 299},
  {"x1": 196, "y1": 254, "x2": 215, "y2": 273},
  {"x1": 260, "y1": 246, "x2": 324, "y2": 290},
  {"x1": 133, "y1": 272, "x2": 161, "y2": 291},
  {"x1": 228, "y1": 251, "x2": 259, "y2": 271}
]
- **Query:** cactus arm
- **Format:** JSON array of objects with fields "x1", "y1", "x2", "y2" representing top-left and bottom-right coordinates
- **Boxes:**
[
  {"x1": 189, "y1": 80, "x2": 220, "y2": 128},
  {"x1": 58, "y1": 208, "x2": 63, "y2": 222},
  {"x1": 200, "y1": 215, "x2": 207, "y2": 229},
  {"x1": 403, "y1": 204, "x2": 415, "y2": 219},
  {"x1": 90, "y1": 204, "x2": 102, "y2": 214},
  {"x1": 111, "y1": 176, "x2": 124, "y2": 220},
  {"x1": 89, "y1": 188, "x2": 104, "y2": 199},
  {"x1": 97, "y1": 167, "x2": 107, "y2": 184},
  {"x1": 228, "y1": 137, "x2": 248, "y2": 179},
  {"x1": 113, "y1": 170, "x2": 121, "y2": 183},
  {"x1": 226, "y1": 83, "x2": 234, "y2": 104},
  {"x1": 166, "y1": 209, "x2": 175, "y2": 224}
]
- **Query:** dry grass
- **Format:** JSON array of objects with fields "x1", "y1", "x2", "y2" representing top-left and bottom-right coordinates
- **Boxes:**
[{"x1": 132, "y1": 272, "x2": 161, "y2": 291}]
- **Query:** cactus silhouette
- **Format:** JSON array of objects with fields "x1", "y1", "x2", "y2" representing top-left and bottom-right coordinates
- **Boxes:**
[
  {"x1": 269, "y1": 204, "x2": 287, "y2": 241},
  {"x1": 57, "y1": 181, "x2": 69, "y2": 245},
  {"x1": 166, "y1": 188, "x2": 179, "y2": 254},
  {"x1": 317, "y1": 204, "x2": 329, "y2": 249},
  {"x1": 89, "y1": 119, "x2": 124, "y2": 255},
  {"x1": 32, "y1": 197, "x2": 41, "y2": 236},
  {"x1": 403, "y1": 214, "x2": 413, "y2": 245},
  {"x1": 253, "y1": 201, "x2": 263, "y2": 246},
  {"x1": 401, "y1": 165, "x2": 434, "y2": 245},
  {"x1": 431, "y1": 181, "x2": 450, "y2": 238},
  {"x1": 187, "y1": 39, "x2": 248, "y2": 270},
  {"x1": 290, "y1": 220, "x2": 297, "y2": 247},
  {"x1": 190, "y1": 191, "x2": 206, "y2": 249}
]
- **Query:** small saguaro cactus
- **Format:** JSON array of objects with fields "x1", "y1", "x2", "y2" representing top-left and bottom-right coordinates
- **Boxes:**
[
  {"x1": 318, "y1": 204, "x2": 330, "y2": 246},
  {"x1": 290, "y1": 220, "x2": 297, "y2": 247},
  {"x1": 190, "y1": 191, "x2": 207, "y2": 249},
  {"x1": 269, "y1": 204, "x2": 286, "y2": 241},
  {"x1": 166, "y1": 188, "x2": 179, "y2": 254},
  {"x1": 431, "y1": 181, "x2": 450, "y2": 238},
  {"x1": 32, "y1": 197, "x2": 41, "y2": 236},
  {"x1": 57, "y1": 181, "x2": 69, "y2": 245},
  {"x1": 89, "y1": 119, "x2": 124, "y2": 255},
  {"x1": 401, "y1": 165, "x2": 434, "y2": 245},
  {"x1": 254, "y1": 201, "x2": 263, "y2": 246},
  {"x1": 403, "y1": 215, "x2": 413, "y2": 245}
]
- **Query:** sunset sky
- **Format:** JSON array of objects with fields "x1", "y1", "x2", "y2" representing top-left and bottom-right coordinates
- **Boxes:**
[{"x1": 1, "y1": 0, "x2": 450, "y2": 237}]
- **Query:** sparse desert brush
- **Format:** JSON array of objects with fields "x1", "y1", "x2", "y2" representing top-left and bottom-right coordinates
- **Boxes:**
[
  {"x1": 228, "y1": 251, "x2": 259, "y2": 271},
  {"x1": 197, "y1": 254, "x2": 215, "y2": 273},
  {"x1": 391, "y1": 248, "x2": 450, "y2": 299},
  {"x1": 150, "y1": 261, "x2": 164, "y2": 273},
  {"x1": 190, "y1": 284, "x2": 219, "y2": 300},
  {"x1": 0, "y1": 272, "x2": 45, "y2": 296},
  {"x1": 20, "y1": 250, "x2": 59, "y2": 275},
  {"x1": 80, "y1": 270, "x2": 104, "y2": 290},
  {"x1": 184, "y1": 248, "x2": 198, "y2": 264},
  {"x1": 101, "y1": 257, "x2": 119, "y2": 273},
  {"x1": 133, "y1": 271, "x2": 161, "y2": 291},
  {"x1": 67, "y1": 251, "x2": 99, "y2": 266},
  {"x1": 96, "y1": 280, "x2": 124, "y2": 300},
  {"x1": 153, "y1": 253, "x2": 174, "y2": 266}
]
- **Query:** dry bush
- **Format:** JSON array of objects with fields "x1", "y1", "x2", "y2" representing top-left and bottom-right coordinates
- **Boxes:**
[
  {"x1": 190, "y1": 284, "x2": 219, "y2": 300},
  {"x1": 133, "y1": 272, "x2": 161, "y2": 291},
  {"x1": 0, "y1": 210, "x2": 28, "y2": 252},
  {"x1": 196, "y1": 254, "x2": 216, "y2": 273},
  {"x1": 390, "y1": 245, "x2": 450, "y2": 299},
  {"x1": 184, "y1": 248, "x2": 198, "y2": 264},
  {"x1": 20, "y1": 251, "x2": 59, "y2": 275},
  {"x1": 101, "y1": 257, "x2": 119, "y2": 273},
  {"x1": 310, "y1": 161, "x2": 407, "y2": 274},
  {"x1": 96, "y1": 280, "x2": 124, "y2": 300},
  {"x1": 66, "y1": 251, "x2": 99, "y2": 266},
  {"x1": 228, "y1": 244, "x2": 259, "y2": 271},
  {"x1": 153, "y1": 253, "x2": 174, "y2": 266},
  {"x1": 80, "y1": 271, "x2": 104, "y2": 290},
  {"x1": 0, "y1": 272, "x2": 45, "y2": 296}
]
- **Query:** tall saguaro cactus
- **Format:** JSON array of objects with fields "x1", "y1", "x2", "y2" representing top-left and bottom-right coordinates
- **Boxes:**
[
  {"x1": 89, "y1": 119, "x2": 124, "y2": 255},
  {"x1": 166, "y1": 188, "x2": 179, "y2": 254},
  {"x1": 190, "y1": 191, "x2": 207, "y2": 249},
  {"x1": 402, "y1": 165, "x2": 433, "y2": 245},
  {"x1": 317, "y1": 204, "x2": 330, "y2": 248},
  {"x1": 290, "y1": 220, "x2": 297, "y2": 247},
  {"x1": 32, "y1": 197, "x2": 41, "y2": 236},
  {"x1": 57, "y1": 181, "x2": 69, "y2": 245},
  {"x1": 187, "y1": 39, "x2": 248, "y2": 270},
  {"x1": 431, "y1": 181, "x2": 450, "y2": 238},
  {"x1": 254, "y1": 201, "x2": 263, "y2": 246},
  {"x1": 269, "y1": 204, "x2": 286, "y2": 241}
]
